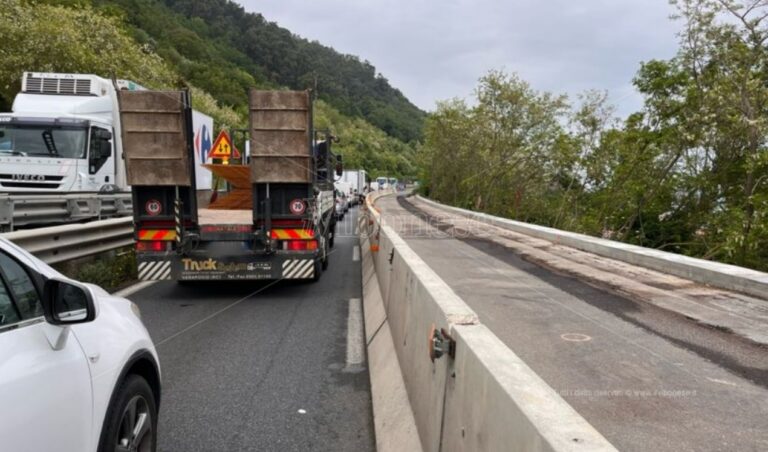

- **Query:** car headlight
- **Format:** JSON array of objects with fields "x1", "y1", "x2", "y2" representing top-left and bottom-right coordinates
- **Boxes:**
[{"x1": 130, "y1": 302, "x2": 141, "y2": 319}]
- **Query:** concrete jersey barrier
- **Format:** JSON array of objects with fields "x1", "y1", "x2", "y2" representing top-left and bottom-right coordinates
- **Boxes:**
[
  {"x1": 416, "y1": 195, "x2": 768, "y2": 300},
  {"x1": 362, "y1": 192, "x2": 616, "y2": 452}
]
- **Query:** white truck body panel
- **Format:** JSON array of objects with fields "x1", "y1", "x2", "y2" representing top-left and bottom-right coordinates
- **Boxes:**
[
  {"x1": 334, "y1": 181, "x2": 352, "y2": 197},
  {"x1": 341, "y1": 169, "x2": 367, "y2": 195},
  {"x1": 192, "y1": 111, "x2": 214, "y2": 190},
  {"x1": 0, "y1": 72, "x2": 213, "y2": 194}
]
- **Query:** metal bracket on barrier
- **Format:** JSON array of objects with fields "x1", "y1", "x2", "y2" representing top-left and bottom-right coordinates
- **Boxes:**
[{"x1": 429, "y1": 325, "x2": 456, "y2": 362}]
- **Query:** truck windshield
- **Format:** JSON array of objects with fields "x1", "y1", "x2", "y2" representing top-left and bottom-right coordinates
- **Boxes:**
[{"x1": 0, "y1": 124, "x2": 87, "y2": 159}]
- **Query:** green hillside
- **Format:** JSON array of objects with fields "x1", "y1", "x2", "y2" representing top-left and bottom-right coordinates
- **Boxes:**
[
  {"x1": 96, "y1": 0, "x2": 424, "y2": 144},
  {"x1": 0, "y1": 0, "x2": 420, "y2": 177}
]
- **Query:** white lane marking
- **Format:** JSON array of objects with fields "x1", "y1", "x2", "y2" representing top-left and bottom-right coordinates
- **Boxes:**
[
  {"x1": 706, "y1": 377, "x2": 738, "y2": 387},
  {"x1": 345, "y1": 298, "x2": 365, "y2": 371},
  {"x1": 112, "y1": 281, "x2": 158, "y2": 298},
  {"x1": 353, "y1": 245, "x2": 360, "y2": 262}
]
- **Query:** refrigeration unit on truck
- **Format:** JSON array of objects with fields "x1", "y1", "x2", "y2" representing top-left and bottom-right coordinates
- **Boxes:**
[
  {"x1": 123, "y1": 89, "x2": 341, "y2": 282},
  {"x1": 0, "y1": 72, "x2": 213, "y2": 231}
]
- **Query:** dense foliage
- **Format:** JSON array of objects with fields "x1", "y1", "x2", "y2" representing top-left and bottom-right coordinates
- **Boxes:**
[
  {"x1": 0, "y1": 0, "x2": 419, "y2": 178},
  {"x1": 92, "y1": 0, "x2": 425, "y2": 143},
  {"x1": 421, "y1": 0, "x2": 768, "y2": 271}
]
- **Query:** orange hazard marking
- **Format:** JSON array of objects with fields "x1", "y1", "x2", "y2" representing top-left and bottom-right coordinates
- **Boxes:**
[
  {"x1": 270, "y1": 229, "x2": 315, "y2": 240},
  {"x1": 138, "y1": 230, "x2": 176, "y2": 241}
]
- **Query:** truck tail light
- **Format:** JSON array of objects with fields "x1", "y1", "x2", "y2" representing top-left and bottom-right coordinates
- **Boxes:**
[
  {"x1": 285, "y1": 240, "x2": 318, "y2": 251},
  {"x1": 136, "y1": 241, "x2": 170, "y2": 252}
]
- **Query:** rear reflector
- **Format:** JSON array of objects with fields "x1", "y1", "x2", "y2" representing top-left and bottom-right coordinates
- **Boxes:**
[
  {"x1": 285, "y1": 240, "x2": 318, "y2": 251},
  {"x1": 136, "y1": 241, "x2": 170, "y2": 252},
  {"x1": 271, "y1": 229, "x2": 315, "y2": 239},
  {"x1": 138, "y1": 229, "x2": 176, "y2": 241}
]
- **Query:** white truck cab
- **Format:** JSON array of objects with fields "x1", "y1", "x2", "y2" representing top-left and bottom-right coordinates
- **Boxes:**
[{"x1": 0, "y1": 72, "x2": 142, "y2": 193}]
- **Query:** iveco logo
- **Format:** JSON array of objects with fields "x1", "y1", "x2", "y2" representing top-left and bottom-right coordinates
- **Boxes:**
[{"x1": 12, "y1": 174, "x2": 45, "y2": 181}]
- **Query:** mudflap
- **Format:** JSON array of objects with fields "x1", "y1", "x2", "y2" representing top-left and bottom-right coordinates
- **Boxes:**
[{"x1": 137, "y1": 256, "x2": 173, "y2": 281}]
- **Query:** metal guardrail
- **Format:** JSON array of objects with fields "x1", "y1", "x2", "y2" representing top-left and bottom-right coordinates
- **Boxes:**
[
  {"x1": 1, "y1": 217, "x2": 134, "y2": 264},
  {"x1": 0, "y1": 193, "x2": 132, "y2": 232}
]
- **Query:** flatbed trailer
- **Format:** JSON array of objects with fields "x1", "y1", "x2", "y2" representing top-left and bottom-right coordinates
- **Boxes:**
[{"x1": 120, "y1": 89, "x2": 340, "y2": 282}]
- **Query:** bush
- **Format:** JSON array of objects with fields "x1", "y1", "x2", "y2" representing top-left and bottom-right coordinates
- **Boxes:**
[{"x1": 57, "y1": 249, "x2": 138, "y2": 293}]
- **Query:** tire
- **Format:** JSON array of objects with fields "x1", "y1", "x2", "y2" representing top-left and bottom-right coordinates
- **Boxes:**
[
  {"x1": 313, "y1": 238, "x2": 328, "y2": 281},
  {"x1": 321, "y1": 245, "x2": 330, "y2": 270},
  {"x1": 312, "y1": 257, "x2": 323, "y2": 282},
  {"x1": 98, "y1": 375, "x2": 158, "y2": 452},
  {"x1": 329, "y1": 223, "x2": 336, "y2": 249}
]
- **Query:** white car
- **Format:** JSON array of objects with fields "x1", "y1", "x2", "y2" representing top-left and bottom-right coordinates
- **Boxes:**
[{"x1": 0, "y1": 237, "x2": 160, "y2": 452}]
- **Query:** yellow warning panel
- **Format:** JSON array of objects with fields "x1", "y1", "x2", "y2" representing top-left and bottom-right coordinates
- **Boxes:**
[{"x1": 207, "y1": 131, "x2": 241, "y2": 160}]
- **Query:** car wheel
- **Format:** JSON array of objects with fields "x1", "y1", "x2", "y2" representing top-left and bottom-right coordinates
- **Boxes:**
[
  {"x1": 99, "y1": 375, "x2": 158, "y2": 452},
  {"x1": 329, "y1": 223, "x2": 336, "y2": 248}
]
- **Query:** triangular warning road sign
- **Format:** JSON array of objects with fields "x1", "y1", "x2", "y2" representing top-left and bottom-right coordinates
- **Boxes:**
[{"x1": 207, "y1": 130, "x2": 241, "y2": 160}]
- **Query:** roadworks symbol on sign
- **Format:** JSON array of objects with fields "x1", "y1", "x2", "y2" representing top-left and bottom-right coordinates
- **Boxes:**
[{"x1": 207, "y1": 130, "x2": 241, "y2": 160}]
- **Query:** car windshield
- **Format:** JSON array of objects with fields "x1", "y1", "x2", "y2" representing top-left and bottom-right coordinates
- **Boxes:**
[{"x1": 0, "y1": 124, "x2": 87, "y2": 159}]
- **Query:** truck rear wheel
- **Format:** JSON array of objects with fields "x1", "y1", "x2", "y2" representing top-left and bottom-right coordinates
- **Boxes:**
[
  {"x1": 329, "y1": 222, "x2": 336, "y2": 248},
  {"x1": 322, "y1": 246, "x2": 329, "y2": 270},
  {"x1": 312, "y1": 258, "x2": 323, "y2": 282},
  {"x1": 313, "y1": 238, "x2": 328, "y2": 281}
]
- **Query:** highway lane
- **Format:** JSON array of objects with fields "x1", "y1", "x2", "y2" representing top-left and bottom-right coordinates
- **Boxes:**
[
  {"x1": 126, "y1": 208, "x2": 374, "y2": 452},
  {"x1": 377, "y1": 193, "x2": 768, "y2": 452}
]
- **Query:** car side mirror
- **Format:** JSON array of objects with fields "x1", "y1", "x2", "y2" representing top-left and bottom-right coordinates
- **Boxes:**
[{"x1": 42, "y1": 278, "x2": 96, "y2": 325}]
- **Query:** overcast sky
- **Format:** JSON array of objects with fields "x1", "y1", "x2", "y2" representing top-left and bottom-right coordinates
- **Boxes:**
[{"x1": 239, "y1": 0, "x2": 681, "y2": 117}]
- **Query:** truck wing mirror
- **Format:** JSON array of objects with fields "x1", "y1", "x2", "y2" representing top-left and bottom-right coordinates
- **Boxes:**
[
  {"x1": 335, "y1": 155, "x2": 343, "y2": 176},
  {"x1": 99, "y1": 140, "x2": 112, "y2": 158}
]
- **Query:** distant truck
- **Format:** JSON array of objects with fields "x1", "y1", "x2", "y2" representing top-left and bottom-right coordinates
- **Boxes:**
[
  {"x1": 123, "y1": 89, "x2": 340, "y2": 282},
  {"x1": 340, "y1": 169, "x2": 366, "y2": 204},
  {"x1": 0, "y1": 72, "x2": 213, "y2": 231}
]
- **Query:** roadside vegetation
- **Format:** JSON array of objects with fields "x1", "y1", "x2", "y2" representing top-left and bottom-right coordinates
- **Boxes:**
[
  {"x1": 0, "y1": 0, "x2": 419, "y2": 178},
  {"x1": 55, "y1": 249, "x2": 138, "y2": 293},
  {"x1": 420, "y1": 0, "x2": 768, "y2": 271}
]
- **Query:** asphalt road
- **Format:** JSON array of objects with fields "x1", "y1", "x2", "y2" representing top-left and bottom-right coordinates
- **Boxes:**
[
  {"x1": 379, "y1": 194, "x2": 768, "y2": 452},
  {"x1": 127, "y1": 208, "x2": 374, "y2": 452}
]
